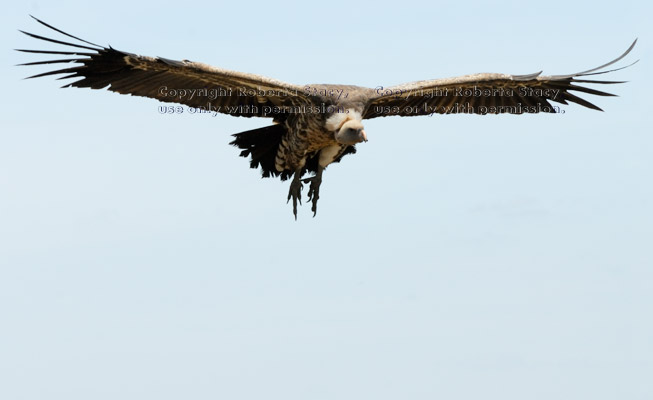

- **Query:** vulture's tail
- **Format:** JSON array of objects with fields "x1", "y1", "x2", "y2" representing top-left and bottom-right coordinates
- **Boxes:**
[{"x1": 230, "y1": 124, "x2": 293, "y2": 180}]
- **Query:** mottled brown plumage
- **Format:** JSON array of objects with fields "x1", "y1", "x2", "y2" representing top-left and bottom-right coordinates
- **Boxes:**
[{"x1": 17, "y1": 16, "x2": 637, "y2": 218}]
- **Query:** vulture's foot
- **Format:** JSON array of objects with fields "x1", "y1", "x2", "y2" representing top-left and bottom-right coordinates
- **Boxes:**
[
  {"x1": 286, "y1": 172, "x2": 303, "y2": 220},
  {"x1": 302, "y1": 170, "x2": 323, "y2": 217}
]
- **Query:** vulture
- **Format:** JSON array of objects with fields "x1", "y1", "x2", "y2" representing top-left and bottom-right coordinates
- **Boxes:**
[{"x1": 18, "y1": 16, "x2": 637, "y2": 218}]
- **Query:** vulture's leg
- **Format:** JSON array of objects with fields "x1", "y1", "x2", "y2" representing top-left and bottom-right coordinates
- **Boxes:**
[
  {"x1": 298, "y1": 145, "x2": 343, "y2": 217},
  {"x1": 286, "y1": 168, "x2": 303, "y2": 220},
  {"x1": 302, "y1": 166, "x2": 324, "y2": 217}
]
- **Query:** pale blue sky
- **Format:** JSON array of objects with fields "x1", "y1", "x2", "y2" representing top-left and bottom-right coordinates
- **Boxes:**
[{"x1": 1, "y1": 1, "x2": 652, "y2": 399}]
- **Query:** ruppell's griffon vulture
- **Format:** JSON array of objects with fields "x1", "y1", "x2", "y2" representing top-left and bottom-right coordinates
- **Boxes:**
[{"x1": 17, "y1": 16, "x2": 637, "y2": 218}]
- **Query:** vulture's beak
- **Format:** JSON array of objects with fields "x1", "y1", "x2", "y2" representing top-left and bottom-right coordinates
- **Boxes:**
[{"x1": 361, "y1": 130, "x2": 368, "y2": 142}]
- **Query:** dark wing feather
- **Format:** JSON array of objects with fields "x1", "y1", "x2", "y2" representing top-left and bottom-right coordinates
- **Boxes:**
[
  {"x1": 363, "y1": 40, "x2": 637, "y2": 119},
  {"x1": 18, "y1": 16, "x2": 315, "y2": 118}
]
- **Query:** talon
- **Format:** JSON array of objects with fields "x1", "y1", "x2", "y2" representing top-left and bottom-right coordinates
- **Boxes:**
[
  {"x1": 287, "y1": 170, "x2": 304, "y2": 219},
  {"x1": 287, "y1": 167, "x2": 324, "y2": 219},
  {"x1": 302, "y1": 171, "x2": 322, "y2": 217}
]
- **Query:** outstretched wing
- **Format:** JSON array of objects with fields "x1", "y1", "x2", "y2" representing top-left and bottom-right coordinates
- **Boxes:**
[
  {"x1": 17, "y1": 16, "x2": 315, "y2": 118},
  {"x1": 363, "y1": 40, "x2": 637, "y2": 119}
]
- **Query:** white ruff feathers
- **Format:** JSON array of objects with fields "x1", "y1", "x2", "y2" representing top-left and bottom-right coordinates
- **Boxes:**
[{"x1": 325, "y1": 109, "x2": 362, "y2": 131}]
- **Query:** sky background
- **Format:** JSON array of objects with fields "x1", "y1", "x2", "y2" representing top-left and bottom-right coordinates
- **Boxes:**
[{"x1": 1, "y1": 1, "x2": 652, "y2": 399}]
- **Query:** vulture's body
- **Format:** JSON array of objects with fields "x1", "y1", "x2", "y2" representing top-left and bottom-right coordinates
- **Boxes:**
[{"x1": 18, "y1": 17, "x2": 637, "y2": 218}]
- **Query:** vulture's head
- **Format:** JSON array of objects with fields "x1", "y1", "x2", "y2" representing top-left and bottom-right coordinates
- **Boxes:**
[{"x1": 335, "y1": 120, "x2": 367, "y2": 145}]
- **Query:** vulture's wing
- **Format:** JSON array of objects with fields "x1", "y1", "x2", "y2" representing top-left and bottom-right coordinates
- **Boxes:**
[
  {"x1": 17, "y1": 16, "x2": 313, "y2": 118},
  {"x1": 363, "y1": 40, "x2": 637, "y2": 119}
]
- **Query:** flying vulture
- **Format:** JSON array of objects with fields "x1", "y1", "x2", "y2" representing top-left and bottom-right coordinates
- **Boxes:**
[{"x1": 17, "y1": 16, "x2": 637, "y2": 218}]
